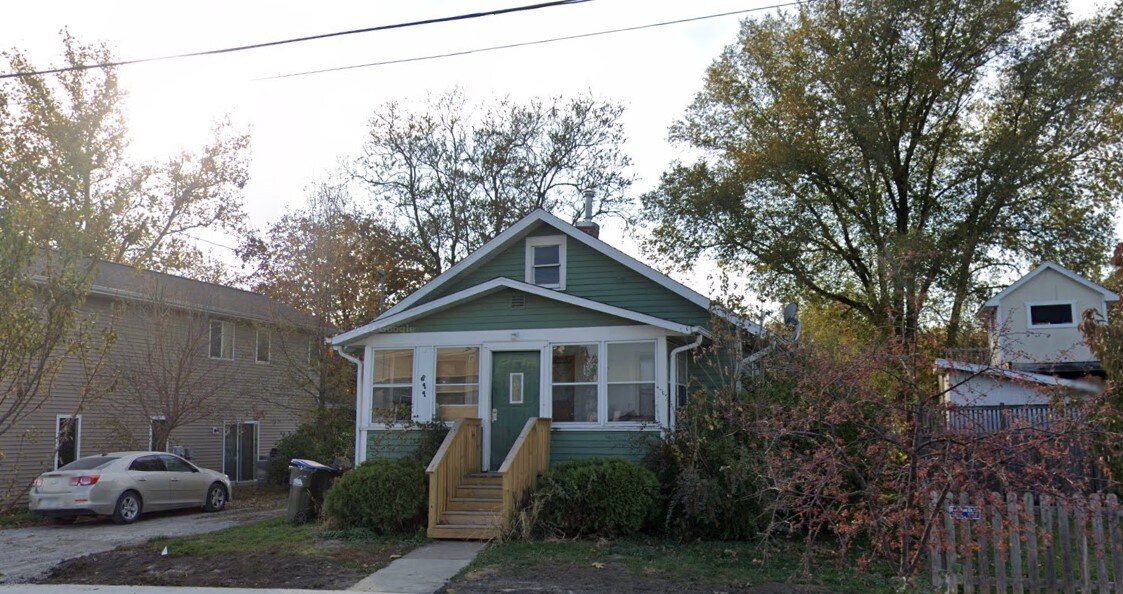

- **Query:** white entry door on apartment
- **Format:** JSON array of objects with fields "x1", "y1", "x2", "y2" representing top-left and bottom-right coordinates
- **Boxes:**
[{"x1": 223, "y1": 421, "x2": 258, "y2": 482}]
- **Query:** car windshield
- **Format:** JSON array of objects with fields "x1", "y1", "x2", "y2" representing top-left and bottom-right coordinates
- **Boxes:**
[{"x1": 58, "y1": 457, "x2": 119, "y2": 471}]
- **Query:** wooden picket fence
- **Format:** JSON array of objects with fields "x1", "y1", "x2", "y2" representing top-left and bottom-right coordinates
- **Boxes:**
[{"x1": 929, "y1": 492, "x2": 1123, "y2": 593}]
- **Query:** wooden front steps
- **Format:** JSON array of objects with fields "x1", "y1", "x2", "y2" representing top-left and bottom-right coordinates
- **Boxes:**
[
  {"x1": 430, "y1": 473, "x2": 502, "y2": 539},
  {"x1": 427, "y1": 417, "x2": 551, "y2": 540}
]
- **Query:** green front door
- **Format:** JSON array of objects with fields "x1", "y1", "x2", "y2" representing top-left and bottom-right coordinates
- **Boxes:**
[{"x1": 489, "y1": 351, "x2": 540, "y2": 471}]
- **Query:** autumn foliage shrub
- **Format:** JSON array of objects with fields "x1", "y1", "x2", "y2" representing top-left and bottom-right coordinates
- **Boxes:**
[
  {"x1": 744, "y1": 339, "x2": 1100, "y2": 577},
  {"x1": 323, "y1": 457, "x2": 426, "y2": 533},
  {"x1": 645, "y1": 390, "x2": 771, "y2": 540},
  {"x1": 533, "y1": 458, "x2": 659, "y2": 537}
]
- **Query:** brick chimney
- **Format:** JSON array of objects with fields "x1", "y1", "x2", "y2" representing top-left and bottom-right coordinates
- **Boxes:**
[{"x1": 575, "y1": 189, "x2": 600, "y2": 239}]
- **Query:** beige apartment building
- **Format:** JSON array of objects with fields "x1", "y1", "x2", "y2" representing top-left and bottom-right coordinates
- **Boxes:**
[{"x1": 0, "y1": 260, "x2": 319, "y2": 504}]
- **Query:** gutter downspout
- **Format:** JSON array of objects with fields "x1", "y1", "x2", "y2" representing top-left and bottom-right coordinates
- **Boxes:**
[
  {"x1": 333, "y1": 344, "x2": 364, "y2": 468},
  {"x1": 669, "y1": 330, "x2": 705, "y2": 429}
]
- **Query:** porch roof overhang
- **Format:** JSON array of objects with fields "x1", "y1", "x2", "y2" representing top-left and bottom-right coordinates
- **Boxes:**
[{"x1": 328, "y1": 277, "x2": 707, "y2": 347}]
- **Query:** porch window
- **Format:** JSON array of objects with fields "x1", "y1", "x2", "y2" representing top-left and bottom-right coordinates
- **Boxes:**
[
  {"x1": 436, "y1": 347, "x2": 480, "y2": 420},
  {"x1": 525, "y1": 236, "x2": 566, "y2": 289},
  {"x1": 372, "y1": 349, "x2": 413, "y2": 423},
  {"x1": 552, "y1": 344, "x2": 599, "y2": 422},
  {"x1": 209, "y1": 320, "x2": 234, "y2": 360},
  {"x1": 607, "y1": 342, "x2": 656, "y2": 422}
]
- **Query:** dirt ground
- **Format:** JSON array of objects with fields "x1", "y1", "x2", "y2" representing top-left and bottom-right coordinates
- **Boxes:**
[
  {"x1": 39, "y1": 539, "x2": 413, "y2": 590},
  {"x1": 443, "y1": 564, "x2": 844, "y2": 594}
]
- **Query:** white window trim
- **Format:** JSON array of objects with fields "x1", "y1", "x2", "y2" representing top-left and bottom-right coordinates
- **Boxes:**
[
  {"x1": 1025, "y1": 300, "x2": 1078, "y2": 329},
  {"x1": 509, "y1": 372, "x2": 525, "y2": 405},
  {"x1": 209, "y1": 320, "x2": 235, "y2": 360},
  {"x1": 369, "y1": 348, "x2": 416, "y2": 426},
  {"x1": 354, "y1": 328, "x2": 673, "y2": 464},
  {"x1": 149, "y1": 415, "x2": 168, "y2": 452},
  {"x1": 549, "y1": 339, "x2": 661, "y2": 428},
  {"x1": 525, "y1": 235, "x2": 567, "y2": 290},
  {"x1": 434, "y1": 346, "x2": 481, "y2": 419},
  {"x1": 54, "y1": 414, "x2": 82, "y2": 470},
  {"x1": 255, "y1": 328, "x2": 271, "y2": 364}
]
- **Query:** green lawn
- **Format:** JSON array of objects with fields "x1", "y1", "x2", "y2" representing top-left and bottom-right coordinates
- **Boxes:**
[{"x1": 460, "y1": 537, "x2": 909, "y2": 594}]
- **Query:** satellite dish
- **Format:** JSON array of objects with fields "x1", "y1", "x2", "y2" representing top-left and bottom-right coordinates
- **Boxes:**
[{"x1": 782, "y1": 303, "x2": 799, "y2": 327}]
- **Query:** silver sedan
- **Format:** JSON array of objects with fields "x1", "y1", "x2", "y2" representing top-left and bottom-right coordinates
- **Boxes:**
[{"x1": 28, "y1": 451, "x2": 232, "y2": 524}]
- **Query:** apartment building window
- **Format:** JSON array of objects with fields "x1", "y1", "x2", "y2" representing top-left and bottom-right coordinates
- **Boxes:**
[
  {"x1": 55, "y1": 415, "x2": 81, "y2": 469},
  {"x1": 209, "y1": 320, "x2": 234, "y2": 360},
  {"x1": 255, "y1": 328, "x2": 271, "y2": 363}
]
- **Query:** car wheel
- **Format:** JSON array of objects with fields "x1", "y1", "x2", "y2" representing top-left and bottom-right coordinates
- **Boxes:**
[
  {"x1": 112, "y1": 490, "x2": 142, "y2": 524},
  {"x1": 203, "y1": 483, "x2": 228, "y2": 512}
]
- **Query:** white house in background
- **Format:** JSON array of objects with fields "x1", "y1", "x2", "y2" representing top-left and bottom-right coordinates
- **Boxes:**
[
  {"x1": 982, "y1": 261, "x2": 1118, "y2": 378},
  {"x1": 937, "y1": 262, "x2": 1112, "y2": 417}
]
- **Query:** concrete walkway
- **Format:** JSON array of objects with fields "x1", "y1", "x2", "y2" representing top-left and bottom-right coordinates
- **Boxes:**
[{"x1": 349, "y1": 540, "x2": 488, "y2": 594}]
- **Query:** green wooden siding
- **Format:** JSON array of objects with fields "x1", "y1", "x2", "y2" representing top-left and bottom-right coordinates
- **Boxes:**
[
  {"x1": 365, "y1": 429, "x2": 425, "y2": 461},
  {"x1": 408, "y1": 288, "x2": 638, "y2": 332},
  {"x1": 418, "y1": 220, "x2": 712, "y2": 327},
  {"x1": 549, "y1": 430, "x2": 659, "y2": 466},
  {"x1": 438, "y1": 240, "x2": 526, "y2": 298},
  {"x1": 562, "y1": 238, "x2": 710, "y2": 326}
]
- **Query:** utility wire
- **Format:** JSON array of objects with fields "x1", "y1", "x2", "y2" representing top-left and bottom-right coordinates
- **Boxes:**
[
  {"x1": 260, "y1": 0, "x2": 806, "y2": 81},
  {"x1": 0, "y1": 0, "x2": 590, "y2": 80}
]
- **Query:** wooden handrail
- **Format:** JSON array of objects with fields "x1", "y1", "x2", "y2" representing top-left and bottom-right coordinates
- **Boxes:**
[
  {"x1": 497, "y1": 417, "x2": 551, "y2": 529},
  {"x1": 426, "y1": 418, "x2": 481, "y2": 533}
]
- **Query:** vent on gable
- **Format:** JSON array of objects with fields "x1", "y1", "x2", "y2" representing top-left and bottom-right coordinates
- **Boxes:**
[{"x1": 510, "y1": 294, "x2": 526, "y2": 309}]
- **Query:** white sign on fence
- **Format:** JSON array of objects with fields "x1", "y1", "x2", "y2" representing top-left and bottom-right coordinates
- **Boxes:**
[{"x1": 947, "y1": 504, "x2": 981, "y2": 520}]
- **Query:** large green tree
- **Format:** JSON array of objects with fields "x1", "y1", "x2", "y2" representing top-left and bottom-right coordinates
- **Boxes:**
[
  {"x1": 353, "y1": 89, "x2": 634, "y2": 277},
  {"x1": 644, "y1": 0, "x2": 1123, "y2": 344}
]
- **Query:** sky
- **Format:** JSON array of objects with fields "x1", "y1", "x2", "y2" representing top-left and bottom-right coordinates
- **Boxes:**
[{"x1": 1, "y1": 0, "x2": 1108, "y2": 308}]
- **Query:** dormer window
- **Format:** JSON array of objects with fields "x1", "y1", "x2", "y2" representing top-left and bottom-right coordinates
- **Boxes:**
[
  {"x1": 526, "y1": 235, "x2": 566, "y2": 289},
  {"x1": 1028, "y1": 302, "x2": 1075, "y2": 328}
]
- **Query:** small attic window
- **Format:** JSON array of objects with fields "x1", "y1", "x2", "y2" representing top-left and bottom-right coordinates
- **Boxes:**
[
  {"x1": 1028, "y1": 302, "x2": 1075, "y2": 327},
  {"x1": 525, "y1": 235, "x2": 566, "y2": 290}
]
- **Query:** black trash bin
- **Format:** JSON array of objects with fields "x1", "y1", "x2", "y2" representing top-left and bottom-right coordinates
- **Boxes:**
[{"x1": 286, "y1": 458, "x2": 340, "y2": 524}]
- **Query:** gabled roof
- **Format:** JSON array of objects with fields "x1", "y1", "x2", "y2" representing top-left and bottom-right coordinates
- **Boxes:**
[
  {"x1": 329, "y1": 277, "x2": 705, "y2": 346},
  {"x1": 375, "y1": 209, "x2": 762, "y2": 334},
  {"x1": 935, "y1": 358, "x2": 1102, "y2": 395},
  {"x1": 982, "y1": 261, "x2": 1119, "y2": 309}
]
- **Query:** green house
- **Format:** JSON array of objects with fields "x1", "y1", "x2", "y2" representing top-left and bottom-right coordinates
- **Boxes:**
[{"x1": 328, "y1": 209, "x2": 762, "y2": 538}]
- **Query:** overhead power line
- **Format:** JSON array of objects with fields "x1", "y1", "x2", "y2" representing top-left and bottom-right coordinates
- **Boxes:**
[
  {"x1": 260, "y1": 0, "x2": 807, "y2": 81},
  {"x1": 0, "y1": 0, "x2": 590, "y2": 80}
]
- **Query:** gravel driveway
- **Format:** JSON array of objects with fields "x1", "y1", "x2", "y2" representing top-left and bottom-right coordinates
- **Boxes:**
[{"x1": 0, "y1": 507, "x2": 282, "y2": 584}]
